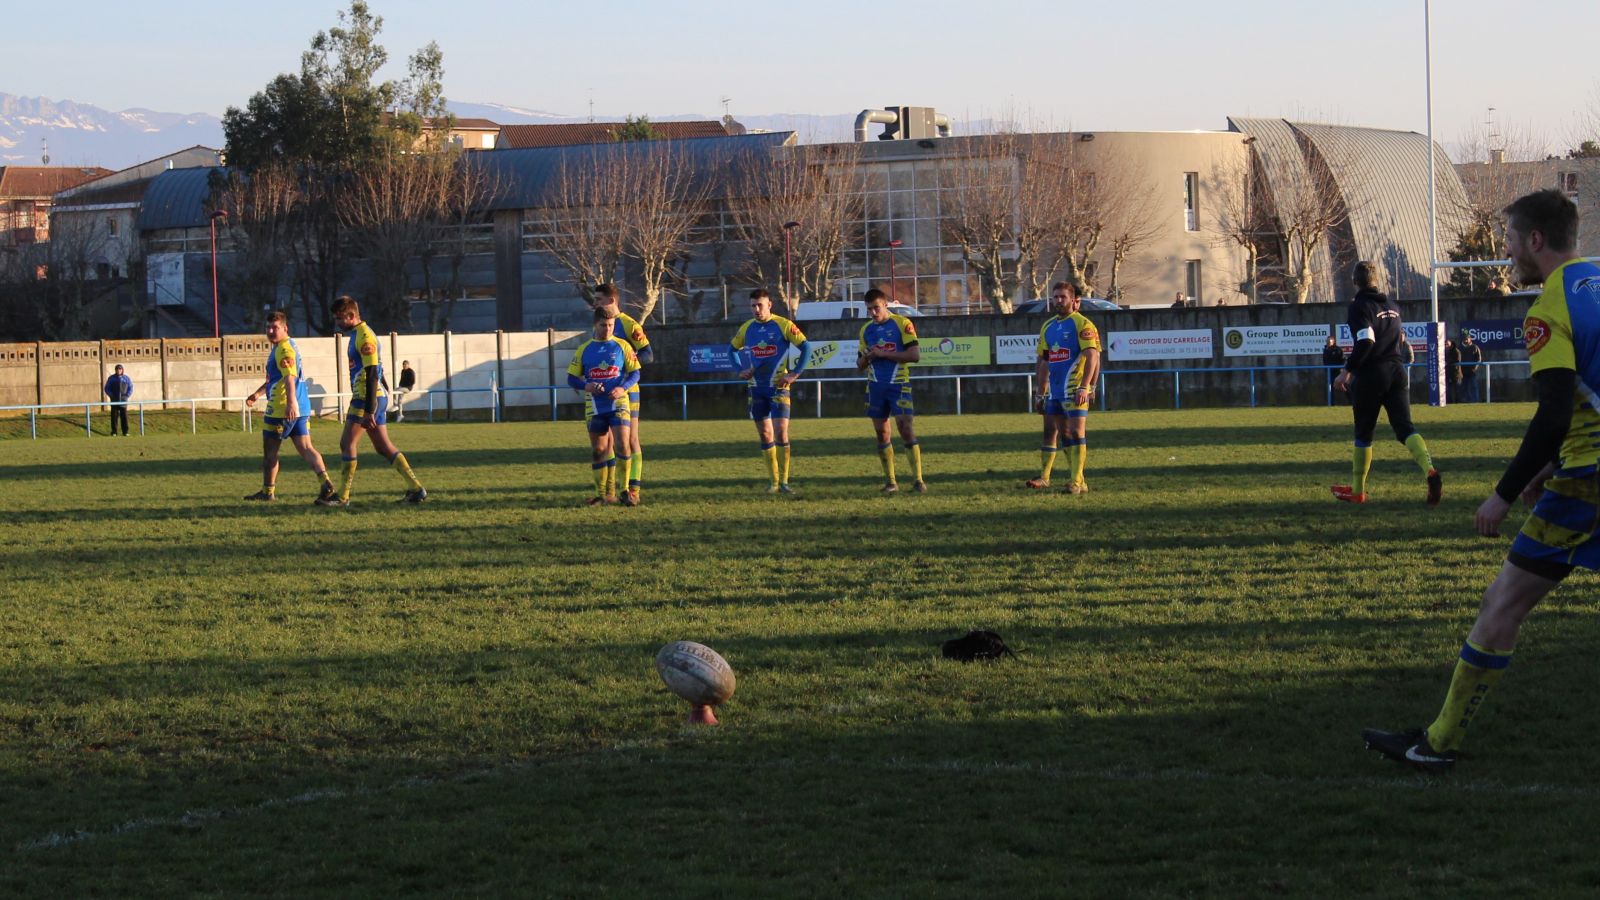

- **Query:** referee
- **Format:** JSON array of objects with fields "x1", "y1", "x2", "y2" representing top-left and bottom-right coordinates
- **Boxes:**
[{"x1": 1331, "y1": 261, "x2": 1442, "y2": 506}]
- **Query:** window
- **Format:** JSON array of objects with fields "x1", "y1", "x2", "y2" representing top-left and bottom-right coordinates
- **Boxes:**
[
  {"x1": 107, "y1": 217, "x2": 119, "y2": 236},
  {"x1": 1183, "y1": 172, "x2": 1199, "y2": 231},
  {"x1": 1185, "y1": 259, "x2": 1203, "y2": 305},
  {"x1": 1559, "y1": 172, "x2": 1579, "y2": 198}
]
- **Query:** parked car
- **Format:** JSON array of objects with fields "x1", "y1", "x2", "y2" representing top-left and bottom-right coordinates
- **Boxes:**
[
  {"x1": 1013, "y1": 297, "x2": 1122, "y2": 314},
  {"x1": 792, "y1": 301, "x2": 924, "y2": 321}
]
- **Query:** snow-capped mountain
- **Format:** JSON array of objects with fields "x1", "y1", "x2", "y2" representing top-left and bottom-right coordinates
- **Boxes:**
[{"x1": 0, "y1": 93, "x2": 224, "y2": 169}]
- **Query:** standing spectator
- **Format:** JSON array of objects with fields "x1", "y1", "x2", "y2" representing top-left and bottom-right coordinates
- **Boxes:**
[
  {"x1": 103, "y1": 364, "x2": 132, "y2": 436},
  {"x1": 1459, "y1": 330, "x2": 1483, "y2": 402},
  {"x1": 1171, "y1": 292, "x2": 1187, "y2": 308},
  {"x1": 1445, "y1": 338, "x2": 1462, "y2": 403},
  {"x1": 1322, "y1": 337, "x2": 1345, "y2": 403},
  {"x1": 393, "y1": 360, "x2": 416, "y2": 422}
]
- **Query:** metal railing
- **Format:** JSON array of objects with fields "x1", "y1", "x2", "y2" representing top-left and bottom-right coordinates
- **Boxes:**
[{"x1": 0, "y1": 361, "x2": 1531, "y2": 439}]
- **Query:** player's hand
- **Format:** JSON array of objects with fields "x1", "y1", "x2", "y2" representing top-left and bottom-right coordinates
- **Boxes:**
[
  {"x1": 585, "y1": 383, "x2": 603, "y2": 395},
  {"x1": 1475, "y1": 493, "x2": 1513, "y2": 537},
  {"x1": 1333, "y1": 371, "x2": 1352, "y2": 393},
  {"x1": 1031, "y1": 392, "x2": 1045, "y2": 414},
  {"x1": 608, "y1": 387, "x2": 627, "y2": 401},
  {"x1": 359, "y1": 414, "x2": 376, "y2": 429},
  {"x1": 1075, "y1": 388, "x2": 1091, "y2": 404},
  {"x1": 738, "y1": 368, "x2": 754, "y2": 379},
  {"x1": 777, "y1": 373, "x2": 798, "y2": 388},
  {"x1": 245, "y1": 392, "x2": 258, "y2": 408}
]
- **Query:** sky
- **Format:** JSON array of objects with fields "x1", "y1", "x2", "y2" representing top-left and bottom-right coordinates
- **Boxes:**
[{"x1": 4, "y1": 0, "x2": 1593, "y2": 155}]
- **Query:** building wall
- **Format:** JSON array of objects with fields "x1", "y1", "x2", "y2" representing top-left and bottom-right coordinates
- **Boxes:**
[{"x1": 1454, "y1": 157, "x2": 1600, "y2": 258}]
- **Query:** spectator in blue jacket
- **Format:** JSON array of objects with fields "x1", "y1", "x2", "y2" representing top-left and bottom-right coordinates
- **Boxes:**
[{"x1": 103, "y1": 365, "x2": 132, "y2": 436}]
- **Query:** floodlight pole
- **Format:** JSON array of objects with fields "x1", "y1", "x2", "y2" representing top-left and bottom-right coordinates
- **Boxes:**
[
  {"x1": 888, "y1": 238, "x2": 903, "y2": 302},
  {"x1": 209, "y1": 209, "x2": 228, "y2": 338},
  {"x1": 1425, "y1": 0, "x2": 1439, "y2": 322}
]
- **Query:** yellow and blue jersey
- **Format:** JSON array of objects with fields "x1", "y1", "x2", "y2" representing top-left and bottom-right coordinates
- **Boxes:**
[
  {"x1": 1037, "y1": 312, "x2": 1101, "y2": 398},
  {"x1": 859, "y1": 314, "x2": 919, "y2": 384},
  {"x1": 566, "y1": 336, "x2": 640, "y2": 417},
  {"x1": 1524, "y1": 259, "x2": 1600, "y2": 472},
  {"x1": 614, "y1": 311, "x2": 654, "y2": 365},
  {"x1": 731, "y1": 315, "x2": 809, "y2": 389},
  {"x1": 265, "y1": 338, "x2": 310, "y2": 419},
  {"x1": 345, "y1": 321, "x2": 386, "y2": 401}
]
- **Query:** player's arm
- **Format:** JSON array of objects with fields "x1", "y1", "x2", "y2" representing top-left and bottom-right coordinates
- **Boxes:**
[
  {"x1": 1076, "y1": 348, "x2": 1101, "y2": 400},
  {"x1": 1343, "y1": 303, "x2": 1375, "y2": 372},
  {"x1": 628, "y1": 320, "x2": 654, "y2": 365},
  {"x1": 778, "y1": 340, "x2": 810, "y2": 388},
  {"x1": 245, "y1": 379, "x2": 271, "y2": 407},
  {"x1": 730, "y1": 326, "x2": 753, "y2": 379},
  {"x1": 283, "y1": 373, "x2": 300, "y2": 421},
  {"x1": 856, "y1": 323, "x2": 871, "y2": 370},
  {"x1": 1477, "y1": 368, "x2": 1575, "y2": 535}
]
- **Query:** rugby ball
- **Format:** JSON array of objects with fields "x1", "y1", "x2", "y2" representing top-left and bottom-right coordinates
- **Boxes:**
[{"x1": 655, "y1": 641, "x2": 736, "y2": 706}]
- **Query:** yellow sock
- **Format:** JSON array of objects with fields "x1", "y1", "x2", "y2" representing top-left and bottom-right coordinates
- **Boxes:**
[
  {"x1": 909, "y1": 442, "x2": 923, "y2": 482},
  {"x1": 628, "y1": 448, "x2": 643, "y2": 488},
  {"x1": 1352, "y1": 445, "x2": 1373, "y2": 495},
  {"x1": 603, "y1": 455, "x2": 617, "y2": 497},
  {"x1": 264, "y1": 484, "x2": 276, "y2": 498},
  {"x1": 339, "y1": 459, "x2": 358, "y2": 501},
  {"x1": 763, "y1": 444, "x2": 779, "y2": 486},
  {"x1": 1066, "y1": 439, "x2": 1086, "y2": 485},
  {"x1": 1040, "y1": 447, "x2": 1058, "y2": 483},
  {"x1": 779, "y1": 442, "x2": 792, "y2": 485},
  {"x1": 1405, "y1": 432, "x2": 1434, "y2": 475},
  {"x1": 390, "y1": 452, "x2": 422, "y2": 491},
  {"x1": 315, "y1": 470, "x2": 332, "y2": 489},
  {"x1": 878, "y1": 442, "x2": 896, "y2": 484},
  {"x1": 1425, "y1": 640, "x2": 1512, "y2": 751},
  {"x1": 591, "y1": 461, "x2": 606, "y2": 495}
]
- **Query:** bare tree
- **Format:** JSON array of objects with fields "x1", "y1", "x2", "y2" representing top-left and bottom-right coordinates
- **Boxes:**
[
  {"x1": 1448, "y1": 121, "x2": 1549, "y2": 293},
  {"x1": 621, "y1": 142, "x2": 714, "y2": 321},
  {"x1": 338, "y1": 148, "x2": 454, "y2": 329},
  {"x1": 524, "y1": 149, "x2": 628, "y2": 307},
  {"x1": 1098, "y1": 161, "x2": 1165, "y2": 303},
  {"x1": 211, "y1": 163, "x2": 298, "y2": 330},
  {"x1": 1208, "y1": 155, "x2": 1273, "y2": 304},
  {"x1": 0, "y1": 216, "x2": 118, "y2": 339},
  {"x1": 732, "y1": 143, "x2": 862, "y2": 313},
  {"x1": 941, "y1": 136, "x2": 1032, "y2": 314},
  {"x1": 417, "y1": 159, "x2": 501, "y2": 332}
]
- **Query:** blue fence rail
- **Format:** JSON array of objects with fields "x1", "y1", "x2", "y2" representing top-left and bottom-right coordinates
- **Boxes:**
[{"x1": 0, "y1": 361, "x2": 1529, "y2": 439}]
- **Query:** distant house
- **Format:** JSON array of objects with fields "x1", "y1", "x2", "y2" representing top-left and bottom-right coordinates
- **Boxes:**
[
  {"x1": 49, "y1": 147, "x2": 224, "y2": 281},
  {"x1": 381, "y1": 113, "x2": 502, "y2": 151},
  {"x1": 496, "y1": 120, "x2": 733, "y2": 149},
  {"x1": 0, "y1": 165, "x2": 114, "y2": 245}
]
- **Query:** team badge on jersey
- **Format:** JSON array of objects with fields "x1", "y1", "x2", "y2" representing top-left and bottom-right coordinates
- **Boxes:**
[{"x1": 1525, "y1": 318, "x2": 1551, "y2": 354}]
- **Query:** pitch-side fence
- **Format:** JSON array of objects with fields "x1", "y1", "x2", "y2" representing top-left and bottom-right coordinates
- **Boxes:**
[{"x1": 0, "y1": 361, "x2": 1531, "y2": 439}]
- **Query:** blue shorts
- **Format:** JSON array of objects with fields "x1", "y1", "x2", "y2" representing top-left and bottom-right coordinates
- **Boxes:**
[
  {"x1": 749, "y1": 389, "x2": 792, "y2": 421},
  {"x1": 865, "y1": 383, "x2": 914, "y2": 420},
  {"x1": 1042, "y1": 395, "x2": 1090, "y2": 418},
  {"x1": 263, "y1": 416, "x2": 309, "y2": 439},
  {"x1": 1510, "y1": 472, "x2": 1600, "y2": 572},
  {"x1": 347, "y1": 395, "x2": 389, "y2": 426},
  {"x1": 588, "y1": 407, "x2": 631, "y2": 434}
]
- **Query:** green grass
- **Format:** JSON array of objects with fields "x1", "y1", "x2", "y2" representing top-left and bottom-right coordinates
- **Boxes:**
[{"x1": 3, "y1": 406, "x2": 1600, "y2": 896}]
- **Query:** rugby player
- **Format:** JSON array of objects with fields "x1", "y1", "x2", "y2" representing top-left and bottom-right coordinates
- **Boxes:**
[
  {"x1": 1028, "y1": 281, "x2": 1101, "y2": 493},
  {"x1": 856, "y1": 288, "x2": 924, "y2": 493},
  {"x1": 243, "y1": 310, "x2": 335, "y2": 503},
  {"x1": 1363, "y1": 189, "x2": 1595, "y2": 771},
  {"x1": 594, "y1": 283, "x2": 653, "y2": 505},
  {"x1": 318, "y1": 295, "x2": 427, "y2": 506},
  {"x1": 567, "y1": 306, "x2": 640, "y2": 505},
  {"x1": 730, "y1": 289, "x2": 810, "y2": 493}
]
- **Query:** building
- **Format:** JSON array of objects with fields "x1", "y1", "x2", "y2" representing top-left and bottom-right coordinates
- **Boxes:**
[
  {"x1": 0, "y1": 165, "x2": 113, "y2": 245},
  {"x1": 497, "y1": 120, "x2": 734, "y2": 149},
  {"x1": 1454, "y1": 155, "x2": 1598, "y2": 258}
]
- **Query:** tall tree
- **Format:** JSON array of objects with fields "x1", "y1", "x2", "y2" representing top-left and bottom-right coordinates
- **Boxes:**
[
  {"x1": 733, "y1": 143, "x2": 862, "y2": 313},
  {"x1": 1446, "y1": 122, "x2": 1547, "y2": 295}
]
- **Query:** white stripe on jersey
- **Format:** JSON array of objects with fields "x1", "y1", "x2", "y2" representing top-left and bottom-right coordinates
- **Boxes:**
[{"x1": 1356, "y1": 327, "x2": 1375, "y2": 342}]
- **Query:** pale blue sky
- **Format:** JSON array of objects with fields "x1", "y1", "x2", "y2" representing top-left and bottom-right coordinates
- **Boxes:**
[{"x1": 4, "y1": 0, "x2": 1590, "y2": 152}]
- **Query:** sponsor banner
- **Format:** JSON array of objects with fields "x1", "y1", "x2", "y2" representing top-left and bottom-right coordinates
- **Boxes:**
[
  {"x1": 912, "y1": 335, "x2": 992, "y2": 367},
  {"x1": 1105, "y1": 329, "x2": 1214, "y2": 361},
  {"x1": 688, "y1": 344, "x2": 739, "y2": 373},
  {"x1": 805, "y1": 339, "x2": 862, "y2": 371},
  {"x1": 1460, "y1": 319, "x2": 1525, "y2": 351},
  {"x1": 1423, "y1": 321, "x2": 1447, "y2": 407},
  {"x1": 1336, "y1": 321, "x2": 1429, "y2": 356},
  {"x1": 1222, "y1": 324, "x2": 1330, "y2": 357},
  {"x1": 996, "y1": 334, "x2": 1038, "y2": 366}
]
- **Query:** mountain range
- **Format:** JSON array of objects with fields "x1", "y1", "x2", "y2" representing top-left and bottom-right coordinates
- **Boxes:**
[{"x1": 0, "y1": 93, "x2": 892, "y2": 170}]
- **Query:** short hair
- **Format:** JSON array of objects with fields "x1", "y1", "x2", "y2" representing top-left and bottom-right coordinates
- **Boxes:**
[
  {"x1": 593, "y1": 306, "x2": 618, "y2": 323},
  {"x1": 863, "y1": 288, "x2": 888, "y2": 305},
  {"x1": 1051, "y1": 281, "x2": 1078, "y2": 297},
  {"x1": 594, "y1": 283, "x2": 620, "y2": 304},
  {"x1": 1504, "y1": 189, "x2": 1578, "y2": 253},
  {"x1": 1352, "y1": 261, "x2": 1381, "y2": 291},
  {"x1": 750, "y1": 288, "x2": 771, "y2": 302},
  {"x1": 402, "y1": 359, "x2": 410, "y2": 366},
  {"x1": 331, "y1": 295, "x2": 360, "y2": 316},
  {"x1": 114, "y1": 364, "x2": 124, "y2": 371},
  {"x1": 267, "y1": 309, "x2": 289, "y2": 327}
]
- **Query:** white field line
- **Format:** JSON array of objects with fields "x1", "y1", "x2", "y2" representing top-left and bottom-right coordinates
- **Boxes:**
[{"x1": 16, "y1": 751, "x2": 1600, "y2": 853}]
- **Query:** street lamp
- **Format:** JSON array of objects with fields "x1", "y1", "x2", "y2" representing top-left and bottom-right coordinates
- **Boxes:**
[
  {"x1": 887, "y1": 238, "x2": 903, "y2": 303},
  {"x1": 209, "y1": 209, "x2": 229, "y2": 338},
  {"x1": 782, "y1": 221, "x2": 801, "y2": 305}
]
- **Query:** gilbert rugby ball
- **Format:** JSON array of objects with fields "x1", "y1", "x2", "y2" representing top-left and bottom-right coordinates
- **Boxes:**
[{"x1": 655, "y1": 641, "x2": 736, "y2": 706}]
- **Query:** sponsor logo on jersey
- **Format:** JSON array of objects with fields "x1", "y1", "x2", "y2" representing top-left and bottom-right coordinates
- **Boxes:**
[
  {"x1": 1575, "y1": 275, "x2": 1600, "y2": 295},
  {"x1": 902, "y1": 320, "x2": 918, "y2": 337},
  {"x1": 1078, "y1": 326, "x2": 1098, "y2": 343},
  {"x1": 588, "y1": 365, "x2": 621, "y2": 380},
  {"x1": 359, "y1": 342, "x2": 376, "y2": 356},
  {"x1": 871, "y1": 341, "x2": 897, "y2": 354},
  {"x1": 1048, "y1": 347, "x2": 1075, "y2": 363},
  {"x1": 751, "y1": 344, "x2": 779, "y2": 359},
  {"x1": 1524, "y1": 317, "x2": 1551, "y2": 354}
]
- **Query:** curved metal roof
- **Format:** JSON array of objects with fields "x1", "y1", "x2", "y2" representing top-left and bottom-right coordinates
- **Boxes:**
[
  {"x1": 467, "y1": 130, "x2": 795, "y2": 211},
  {"x1": 1229, "y1": 117, "x2": 1470, "y2": 302},
  {"x1": 137, "y1": 166, "x2": 216, "y2": 231}
]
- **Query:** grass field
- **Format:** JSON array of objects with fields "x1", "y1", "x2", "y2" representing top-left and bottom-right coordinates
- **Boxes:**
[{"x1": 4, "y1": 405, "x2": 1600, "y2": 896}]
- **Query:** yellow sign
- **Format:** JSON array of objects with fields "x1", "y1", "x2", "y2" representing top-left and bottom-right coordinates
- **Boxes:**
[{"x1": 912, "y1": 336, "x2": 992, "y2": 367}]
